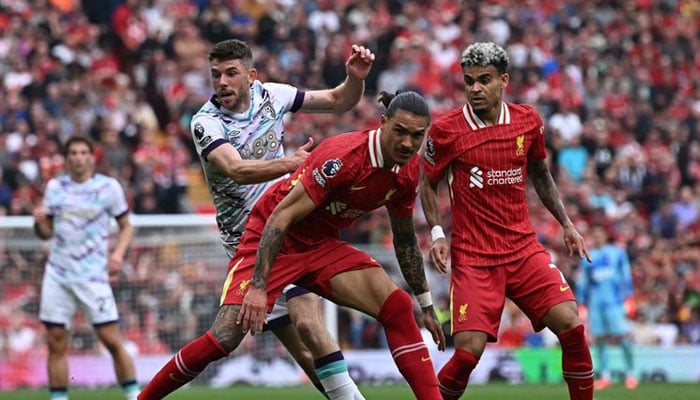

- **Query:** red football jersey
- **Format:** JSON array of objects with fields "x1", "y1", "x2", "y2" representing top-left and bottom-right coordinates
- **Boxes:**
[
  {"x1": 246, "y1": 129, "x2": 420, "y2": 247},
  {"x1": 424, "y1": 102, "x2": 548, "y2": 267}
]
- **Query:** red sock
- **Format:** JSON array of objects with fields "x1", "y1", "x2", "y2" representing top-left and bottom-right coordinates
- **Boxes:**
[
  {"x1": 437, "y1": 348, "x2": 478, "y2": 399},
  {"x1": 558, "y1": 324, "x2": 594, "y2": 400},
  {"x1": 138, "y1": 331, "x2": 228, "y2": 399},
  {"x1": 378, "y1": 289, "x2": 440, "y2": 400}
]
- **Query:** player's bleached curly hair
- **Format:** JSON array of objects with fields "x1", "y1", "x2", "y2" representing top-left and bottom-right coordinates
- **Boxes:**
[{"x1": 460, "y1": 42, "x2": 510, "y2": 75}]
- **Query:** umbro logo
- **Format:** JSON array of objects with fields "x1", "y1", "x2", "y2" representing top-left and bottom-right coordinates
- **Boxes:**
[{"x1": 469, "y1": 166, "x2": 484, "y2": 189}]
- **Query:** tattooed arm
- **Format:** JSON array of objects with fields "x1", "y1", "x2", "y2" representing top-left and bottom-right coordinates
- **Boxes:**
[
  {"x1": 238, "y1": 183, "x2": 317, "y2": 333},
  {"x1": 528, "y1": 159, "x2": 590, "y2": 261},
  {"x1": 389, "y1": 213, "x2": 430, "y2": 295},
  {"x1": 389, "y1": 212, "x2": 446, "y2": 351}
]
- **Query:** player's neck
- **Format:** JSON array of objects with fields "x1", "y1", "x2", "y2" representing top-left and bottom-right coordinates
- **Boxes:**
[
  {"x1": 475, "y1": 108, "x2": 501, "y2": 126},
  {"x1": 70, "y1": 172, "x2": 92, "y2": 183}
]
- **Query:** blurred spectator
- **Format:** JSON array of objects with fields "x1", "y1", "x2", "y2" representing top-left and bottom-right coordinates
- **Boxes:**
[{"x1": 0, "y1": 0, "x2": 699, "y2": 352}]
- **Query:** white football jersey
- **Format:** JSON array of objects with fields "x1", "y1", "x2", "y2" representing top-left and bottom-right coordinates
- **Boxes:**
[
  {"x1": 191, "y1": 80, "x2": 304, "y2": 252},
  {"x1": 43, "y1": 173, "x2": 129, "y2": 283}
]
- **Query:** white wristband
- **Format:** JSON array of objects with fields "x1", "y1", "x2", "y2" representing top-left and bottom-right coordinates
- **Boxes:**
[
  {"x1": 430, "y1": 225, "x2": 446, "y2": 242},
  {"x1": 416, "y1": 292, "x2": 433, "y2": 308}
]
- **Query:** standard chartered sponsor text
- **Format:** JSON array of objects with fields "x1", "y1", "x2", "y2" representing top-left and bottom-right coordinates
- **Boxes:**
[{"x1": 486, "y1": 167, "x2": 523, "y2": 185}]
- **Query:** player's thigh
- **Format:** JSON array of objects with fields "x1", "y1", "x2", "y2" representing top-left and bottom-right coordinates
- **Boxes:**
[
  {"x1": 329, "y1": 266, "x2": 399, "y2": 318},
  {"x1": 507, "y1": 252, "x2": 575, "y2": 331},
  {"x1": 450, "y1": 265, "x2": 506, "y2": 342},
  {"x1": 39, "y1": 275, "x2": 78, "y2": 328},
  {"x1": 286, "y1": 288, "x2": 323, "y2": 325},
  {"x1": 71, "y1": 281, "x2": 120, "y2": 325},
  {"x1": 262, "y1": 292, "x2": 293, "y2": 332}
]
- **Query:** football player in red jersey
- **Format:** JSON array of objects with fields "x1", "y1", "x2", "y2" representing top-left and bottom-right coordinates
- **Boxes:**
[
  {"x1": 140, "y1": 90, "x2": 446, "y2": 400},
  {"x1": 420, "y1": 42, "x2": 594, "y2": 400},
  {"x1": 236, "y1": 90, "x2": 445, "y2": 400}
]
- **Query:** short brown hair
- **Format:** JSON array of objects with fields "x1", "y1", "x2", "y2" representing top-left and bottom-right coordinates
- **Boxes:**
[
  {"x1": 208, "y1": 39, "x2": 253, "y2": 68},
  {"x1": 64, "y1": 136, "x2": 94, "y2": 156}
]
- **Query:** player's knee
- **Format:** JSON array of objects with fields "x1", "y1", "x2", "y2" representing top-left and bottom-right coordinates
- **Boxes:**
[
  {"x1": 46, "y1": 329, "x2": 70, "y2": 353},
  {"x1": 545, "y1": 301, "x2": 581, "y2": 334},
  {"x1": 293, "y1": 316, "x2": 321, "y2": 340},
  {"x1": 47, "y1": 336, "x2": 69, "y2": 354}
]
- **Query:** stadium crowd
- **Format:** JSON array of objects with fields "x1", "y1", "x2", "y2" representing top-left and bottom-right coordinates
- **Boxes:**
[{"x1": 2, "y1": 0, "x2": 700, "y2": 364}]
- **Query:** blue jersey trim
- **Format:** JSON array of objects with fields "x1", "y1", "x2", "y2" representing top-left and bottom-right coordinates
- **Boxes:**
[
  {"x1": 202, "y1": 138, "x2": 229, "y2": 161},
  {"x1": 290, "y1": 90, "x2": 305, "y2": 113}
]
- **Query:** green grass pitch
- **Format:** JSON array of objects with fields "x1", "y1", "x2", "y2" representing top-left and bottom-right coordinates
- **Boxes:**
[{"x1": 1, "y1": 383, "x2": 694, "y2": 400}]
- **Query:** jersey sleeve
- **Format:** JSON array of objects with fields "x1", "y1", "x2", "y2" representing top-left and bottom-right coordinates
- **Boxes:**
[
  {"x1": 528, "y1": 110, "x2": 547, "y2": 161},
  {"x1": 299, "y1": 144, "x2": 356, "y2": 207},
  {"x1": 262, "y1": 82, "x2": 305, "y2": 113},
  {"x1": 107, "y1": 178, "x2": 130, "y2": 218},
  {"x1": 191, "y1": 114, "x2": 228, "y2": 161},
  {"x1": 43, "y1": 178, "x2": 60, "y2": 217},
  {"x1": 423, "y1": 124, "x2": 454, "y2": 182}
]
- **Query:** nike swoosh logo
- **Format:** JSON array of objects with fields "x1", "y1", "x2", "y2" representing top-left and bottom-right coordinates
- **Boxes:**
[
  {"x1": 578, "y1": 383, "x2": 594, "y2": 390},
  {"x1": 350, "y1": 185, "x2": 366, "y2": 191},
  {"x1": 560, "y1": 285, "x2": 570, "y2": 292},
  {"x1": 421, "y1": 356, "x2": 431, "y2": 362}
]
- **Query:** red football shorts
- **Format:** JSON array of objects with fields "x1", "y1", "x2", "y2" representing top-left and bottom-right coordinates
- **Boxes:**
[
  {"x1": 450, "y1": 251, "x2": 575, "y2": 341},
  {"x1": 220, "y1": 234, "x2": 382, "y2": 311}
]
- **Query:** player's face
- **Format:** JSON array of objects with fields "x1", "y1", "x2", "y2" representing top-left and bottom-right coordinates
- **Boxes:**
[
  {"x1": 463, "y1": 65, "x2": 509, "y2": 114},
  {"x1": 210, "y1": 58, "x2": 256, "y2": 112},
  {"x1": 66, "y1": 142, "x2": 94, "y2": 181},
  {"x1": 380, "y1": 110, "x2": 429, "y2": 166},
  {"x1": 592, "y1": 227, "x2": 608, "y2": 247}
]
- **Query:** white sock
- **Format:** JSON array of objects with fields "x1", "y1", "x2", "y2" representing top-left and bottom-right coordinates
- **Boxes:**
[{"x1": 321, "y1": 372, "x2": 365, "y2": 400}]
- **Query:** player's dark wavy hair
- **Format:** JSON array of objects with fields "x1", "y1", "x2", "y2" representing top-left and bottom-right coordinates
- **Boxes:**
[
  {"x1": 377, "y1": 90, "x2": 430, "y2": 122},
  {"x1": 63, "y1": 135, "x2": 94, "y2": 155},
  {"x1": 209, "y1": 39, "x2": 253, "y2": 68}
]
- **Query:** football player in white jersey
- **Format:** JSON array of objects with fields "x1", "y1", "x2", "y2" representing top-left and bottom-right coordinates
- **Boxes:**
[
  {"x1": 138, "y1": 39, "x2": 374, "y2": 400},
  {"x1": 33, "y1": 136, "x2": 139, "y2": 400}
]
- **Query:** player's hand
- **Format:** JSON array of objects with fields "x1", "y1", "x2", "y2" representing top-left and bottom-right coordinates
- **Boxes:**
[
  {"x1": 290, "y1": 137, "x2": 314, "y2": 170},
  {"x1": 421, "y1": 306, "x2": 446, "y2": 351},
  {"x1": 563, "y1": 225, "x2": 591, "y2": 262},
  {"x1": 108, "y1": 252, "x2": 124, "y2": 277},
  {"x1": 238, "y1": 287, "x2": 268, "y2": 335},
  {"x1": 33, "y1": 205, "x2": 49, "y2": 222},
  {"x1": 429, "y1": 238, "x2": 449, "y2": 273},
  {"x1": 346, "y1": 44, "x2": 375, "y2": 81}
]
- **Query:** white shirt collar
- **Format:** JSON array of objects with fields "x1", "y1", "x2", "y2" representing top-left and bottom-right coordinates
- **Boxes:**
[
  {"x1": 368, "y1": 129, "x2": 401, "y2": 173},
  {"x1": 462, "y1": 101, "x2": 511, "y2": 130}
]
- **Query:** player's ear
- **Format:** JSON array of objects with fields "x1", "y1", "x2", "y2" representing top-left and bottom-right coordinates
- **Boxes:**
[{"x1": 248, "y1": 68, "x2": 258, "y2": 84}]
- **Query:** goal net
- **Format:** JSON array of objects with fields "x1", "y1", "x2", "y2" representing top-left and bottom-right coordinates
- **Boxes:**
[{"x1": 0, "y1": 214, "x2": 406, "y2": 389}]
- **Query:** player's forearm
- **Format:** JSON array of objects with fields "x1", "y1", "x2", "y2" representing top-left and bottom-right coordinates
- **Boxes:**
[
  {"x1": 329, "y1": 75, "x2": 364, "y2": 113},
  {"x1": 252, "y1": 218, "x2": 288, "y2": 290},
  {"x1": 390, "y1": 215, "x2": 430, "y2": 294},
  {"x1": 113, "y1": 222, "x2": 134, "y2": 259},
  {"x1": 419, "y1": 176, "x2": 442, "y2": 229},
  {"x1": 528, "y1": 160, "x2": 574, "y2": 228},
  {"x1": 225, "y1": 157, "x2": 299, "y2": 184}
]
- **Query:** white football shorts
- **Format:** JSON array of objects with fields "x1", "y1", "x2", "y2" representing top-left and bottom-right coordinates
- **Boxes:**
[{"x1": 39, "y1": 274, "x2": 119, "y2": 329}]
